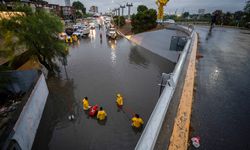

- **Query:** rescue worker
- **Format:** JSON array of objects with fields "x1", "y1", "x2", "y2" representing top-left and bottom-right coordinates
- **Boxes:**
[
  {"x1": 116, "y1": 93, "x2": 123, "y2": 108},
  {"x1": 131, "y1": 114, "x2": 144, "y2": 128},
  {"x1": 83, "y1": 97, "x2": 91, "y2": 110},
  {"x1": 97, "y1": 107, "x2": 107, "y2": 120}
]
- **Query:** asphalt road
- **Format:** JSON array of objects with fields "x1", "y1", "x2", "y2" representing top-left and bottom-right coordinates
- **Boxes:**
[
  {"x1": 189, "y1": 26, "x2": 250, "y2": 150},
  {"x1": 32, "y1": 28, "x2": 177, "y2": 150}
]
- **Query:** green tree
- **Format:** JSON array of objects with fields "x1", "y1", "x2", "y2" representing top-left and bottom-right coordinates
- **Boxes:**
[
  {"x1": 75, "y1": 11, "x2": 83, "y2": 18},
  {"x1": 131, "y1": 7, "x2": 157, "y2": 33},
  {"x1": 182, "y1": 12, "x2": 189, "y2": 18},
  {"x1": 223, "y1": 12, "x2": 233, "y2": 25},
  {"x1": 72, "y1": 1, "x2": 86, "y2": 14},
  {"x1": 0, "y1": 6, "x2": 68, "y2": 74},
  {"x1": 137, "y1": 5, "x2": 148, "y2": 13},
  {"x1": 244, "y1": 0, "x2": 250, "y2": 13},
  {"x1": 113, "y1": 16, "x2": 125, "y2": 27},
  {"x1": 213, "y1": 10, "x2": 223, "y2": 25}
]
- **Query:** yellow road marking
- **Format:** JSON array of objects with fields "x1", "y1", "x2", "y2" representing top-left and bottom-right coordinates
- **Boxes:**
[{"x1": 168, "y1": 32, "x2": 198, "y2": 150}]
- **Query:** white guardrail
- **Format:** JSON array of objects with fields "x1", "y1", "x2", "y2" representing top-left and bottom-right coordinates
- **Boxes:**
[{"x1": 135, "y1": 24, "x2": 195, "y2": 150}]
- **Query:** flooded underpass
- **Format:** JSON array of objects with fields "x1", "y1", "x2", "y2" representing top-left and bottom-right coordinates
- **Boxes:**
[{"x1": 32, "y1": 28, "x2": 176, "y2": 150}]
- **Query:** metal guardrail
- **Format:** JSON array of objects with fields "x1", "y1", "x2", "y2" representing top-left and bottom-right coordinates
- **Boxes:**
[{"x1": 135, "y1": 25, "x2": 195, "y2": 150}]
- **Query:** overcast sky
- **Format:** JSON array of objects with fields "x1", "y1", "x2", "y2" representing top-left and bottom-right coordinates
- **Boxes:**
[{"x1": 48, "y1": 0, "x2": 246, "y2": 14}]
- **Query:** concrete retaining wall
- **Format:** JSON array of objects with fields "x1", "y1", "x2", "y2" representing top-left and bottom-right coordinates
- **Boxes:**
[{"x1": 4, "y1": 73, "x2": 49, "y2": 150}]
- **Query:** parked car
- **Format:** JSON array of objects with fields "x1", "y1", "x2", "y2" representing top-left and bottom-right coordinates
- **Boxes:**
[{"x1": 106, "y1": 27, "x2": 117, "y2": 39}]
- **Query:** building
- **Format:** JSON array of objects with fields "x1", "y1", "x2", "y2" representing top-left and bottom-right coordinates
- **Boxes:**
[
  {"x1": 65, "y1": 0, "x2": 71, "y2": 6},
  {"x1": 89, "y1": 5, "x2": 98, "y2": 14},
  {"x1": 48, "y1": 4, "x2": 61, "y2": 17},
  {"x1": 61, "y1": 6, "x2": 75, "y2": 19}
]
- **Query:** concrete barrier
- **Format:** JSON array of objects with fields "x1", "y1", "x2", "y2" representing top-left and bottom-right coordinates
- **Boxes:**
[
  {"x1": 3, "y1": 73, "x2": 49, "y2": 150},
  {"x1": 135, "y1": 25, "x2": 195, "y2": 150}
]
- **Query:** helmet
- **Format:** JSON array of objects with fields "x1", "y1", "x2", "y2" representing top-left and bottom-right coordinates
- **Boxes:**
[{"x1": 117, "y1": 93, "x2": 121, "y2": 97}]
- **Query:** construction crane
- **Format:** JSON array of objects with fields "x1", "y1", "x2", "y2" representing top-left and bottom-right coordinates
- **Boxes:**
[{"x1": 156, "y1": 0, "x2": 169, "y2": 21}]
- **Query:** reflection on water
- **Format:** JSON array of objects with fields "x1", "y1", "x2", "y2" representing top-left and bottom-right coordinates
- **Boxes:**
[
  {"x1": 90, "y1": 29, "x2": 96, "y2": 42},
  {"x1": 32, "y1": 78, "x2": 78, "y2": 150},
  {"x1": 108, "y1": 39, "x2": 117, "y2": 64},
  {"x1": 129, "y1": 46, "x2": 149, "y2": 68}
]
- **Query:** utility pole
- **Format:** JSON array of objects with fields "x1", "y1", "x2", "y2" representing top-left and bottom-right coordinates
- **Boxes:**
[
  {"x1": 120, "y1": 5, "x2": 125, "y2": 16},
  {"x1": 126, "y1": 3, "x2": 133, "y2": 19}
]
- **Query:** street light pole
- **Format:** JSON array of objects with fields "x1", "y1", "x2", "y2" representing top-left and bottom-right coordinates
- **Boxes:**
[{"x1": 126, "y1": 3, "x2": 133, "y2": 20}]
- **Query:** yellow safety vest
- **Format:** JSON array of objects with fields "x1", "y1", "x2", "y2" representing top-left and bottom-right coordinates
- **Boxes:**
[
  {"x1": 132, "y1": 117, "x2": 144, "y2": 128},
  {"x1": 116, "y1": 96, "x2": 123, "y2": 106},
  {"x1": 97, "y1": 110, "x2": 107, "y2": 120},
  {"x1": 83, "y1": 99, "x2": 89, "y2": 110}
]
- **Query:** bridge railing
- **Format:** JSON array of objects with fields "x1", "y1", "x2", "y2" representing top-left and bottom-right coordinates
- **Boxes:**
[{"x1": 135, "y1": 24, "x2": 195, "y2": 150}]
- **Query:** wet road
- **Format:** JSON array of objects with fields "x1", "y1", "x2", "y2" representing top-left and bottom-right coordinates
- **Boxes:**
[
  {"x1": 32, "y1": 28, "x2": 175, "y2": 150},
  {"x1": 190, "y1": 26, "x2": 250, "y2": 150}
]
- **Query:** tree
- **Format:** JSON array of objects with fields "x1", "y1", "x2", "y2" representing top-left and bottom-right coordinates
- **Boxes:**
[
  {"x1": 182, "y1": 12, "x2": 189, "y2": 18},
  {"x1": 0, "y1": 6, "x2": 68, "y2": 74},
  {"x1": 75, "y1": 11, "x2": 83, "y2": 19},
  {"x1": 244, "y1": 0, "x2": 250, "y2": 13},
  {"x1": 113, "y1": 16, "x2": 125, "y2": 27},
  {"x1": 223, "y1": 12, "x2": 233, "y2": 25},
  {"x1": 137, "y1": 5, "x2": 148, "y2": 13},
  {"x1": 72, "y1": 1, "x2": 86, "y2": 14},
  {"x1": 131, "y1": 7, "x2": 157, "y2": 33},
  {"x1": 213, "y1": 10, "x2": 223, "y2": 25}
]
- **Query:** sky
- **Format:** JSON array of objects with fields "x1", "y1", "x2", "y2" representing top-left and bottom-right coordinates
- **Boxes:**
[{"x1": 48, "y1": 0, "x2": 246, "y2": 14}]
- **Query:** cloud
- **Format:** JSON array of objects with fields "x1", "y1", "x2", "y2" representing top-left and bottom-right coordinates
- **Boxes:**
[{"x1": 48, "y1": 0, "x2": 246, "y2": 14}]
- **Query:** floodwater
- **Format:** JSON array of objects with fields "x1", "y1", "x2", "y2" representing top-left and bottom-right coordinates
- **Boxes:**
[
  {"x1": 190, "y1": 26, "x2": 250, "y2": 150},
  {"x1": 32, "y1": 28, "x2": 175, "y2": 150}
]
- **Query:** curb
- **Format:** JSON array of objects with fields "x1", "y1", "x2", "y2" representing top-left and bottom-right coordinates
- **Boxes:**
[{"x1": 168, "y1": 32, "x2": 198, "y2": 150}]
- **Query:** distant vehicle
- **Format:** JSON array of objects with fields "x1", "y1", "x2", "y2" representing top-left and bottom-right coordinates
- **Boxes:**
[
  {"x1": 81, "y1": 27, "x2": 90, "y2": 36},
  {"x1": 73, "y1": 23, "x2": 90, "y2": 36},
  {"x1": 106, "y1": 27, "x2": 117, "y2": 39},
  {"x1": 73, "y1": 30, "x2": 83, "y2": 37},
  {"x1": 89, "y1": 22, "x2": 95, "y2": 29},
  {"x1": 163, "y1": 19, "x2": 175, "y2": 24},
  {"x1": 64, "y1": 20, "x2": 72, "y2": 23}
]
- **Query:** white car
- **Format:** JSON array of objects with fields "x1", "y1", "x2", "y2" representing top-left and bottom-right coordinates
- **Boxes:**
[
  {"x1": 89, "y1": 23, "x2": 95, "y2": 29},
  {"x1": 73, "y1": 31, "x2": 83, "y2": 37},
  {"x1": 164, "y1": 19, "x2": 175, "y2": 24},
  {"x1": 80, "y1": 25, "x2": 90, "y2": 36},
  {"x1": 106, "y1": 28, "x2": 117, "y2": 39}
]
